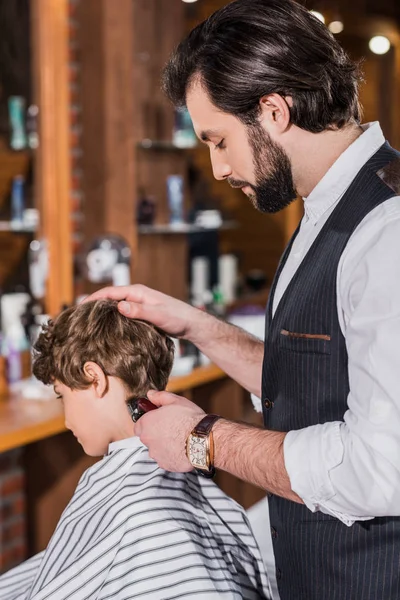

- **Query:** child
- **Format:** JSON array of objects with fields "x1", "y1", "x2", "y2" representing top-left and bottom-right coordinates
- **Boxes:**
[{"x1": 0, "y1": 300, "x2": 272, "y2": 600}]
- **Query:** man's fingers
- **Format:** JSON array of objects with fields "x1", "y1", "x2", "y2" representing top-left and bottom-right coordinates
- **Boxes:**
[
  {"x1": 118, "y1": 301, "x2": 140, "y2": 317},
  {"x1": 83, "y1": 284, "x2": 151, "y2": 305},
  {"x1": 83, "y1": 286, "x2": 134, "y2": 303},
  {"x1": 118, "y1": 302, "x2": 167, "y2": 329},
  {"x1": 147, "y1": 390, "x2": 179, "y2": 406},
  {"x1": 147, "y1": 390, "x2": 189, "y2": 407}
]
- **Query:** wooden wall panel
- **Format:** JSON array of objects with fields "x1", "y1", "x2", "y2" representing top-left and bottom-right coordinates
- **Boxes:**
[
  {"x1": 135, "y1": 234, "x2": 188, "y2": 301},
  {"x1": 32, "y1": 0, "x2": 73, "y2": 315},
  {"x1": 132, "y1": 0, "x2": 159, "y2": 142},
  {"x1": 132, "y1": 0, "x2": 188, "y2": 295},
  {"x1": 0, "y1": 234, "x2": 30, "y2": 288},
  {"x1": 132, "y1": 0, "x2": 184, "y2": 142},
  {"x1": 79, "y1": 0, "x2": 136, "y2": 279}
]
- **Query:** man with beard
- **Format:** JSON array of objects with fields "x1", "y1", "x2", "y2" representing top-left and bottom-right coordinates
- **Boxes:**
[{"x1": 87, "y1": 0, "x2": 400, "y2": 598}]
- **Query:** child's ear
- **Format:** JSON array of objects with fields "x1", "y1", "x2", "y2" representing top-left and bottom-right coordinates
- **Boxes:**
[{"x1": 83, "y1": 361, "x2": 108, "y2": 398}]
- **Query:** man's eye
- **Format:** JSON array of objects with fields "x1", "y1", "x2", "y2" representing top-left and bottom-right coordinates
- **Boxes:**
[{"x1": 215, "y1": 139, "x2": 226, "y2": 150}]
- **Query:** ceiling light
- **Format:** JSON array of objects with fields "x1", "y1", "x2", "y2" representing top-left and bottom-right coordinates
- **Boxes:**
[
  {"x1": 328, "y1": 20, "x2": 344, "y2": 34},
  {"x1": 369, "y1": 36, "x2": 391, "y2": 55},
  {"x1": 182, "y1": 0, "x2": 198, "y2": 3},
  {"x1": 310, "y1": 10, "x2": 325, "y2": 24}
]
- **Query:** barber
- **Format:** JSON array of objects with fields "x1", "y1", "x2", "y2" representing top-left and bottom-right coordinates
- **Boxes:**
[{"x1": 88, "y1": 0, "x2": 400, "y2": 598}]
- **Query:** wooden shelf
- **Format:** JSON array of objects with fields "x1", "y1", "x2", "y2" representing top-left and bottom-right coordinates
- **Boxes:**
[
  {"x1": 0, "y1": 221, "x2": 36, "y2": 233},
  {"x1": 0, "y1": 364, "x2": 226, "y2": 454},
  {"x1": 167, "y1": 363, "x2": 225, "y2": 393},
  {"x1": 138, "y1": 221, "x2": 238, "y2": 235},
  {"x1": 0, "y1": 395, "x2": 65, "y2": 454},
  {"x1": 137, "y1": 140, "x2": 197, "y2": 151}
]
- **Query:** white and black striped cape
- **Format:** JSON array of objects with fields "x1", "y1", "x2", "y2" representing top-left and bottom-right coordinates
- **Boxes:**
[{"x1": 0, "y1": 437, "x2": 272, "y2": 599}]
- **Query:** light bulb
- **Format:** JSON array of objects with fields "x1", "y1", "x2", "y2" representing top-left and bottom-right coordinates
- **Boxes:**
[
  {"x1": 328, "y1": 20, "x2": 344, "y2": 34},
  {"x1": 310, "y1": 10, "x2": 325, "y2": 24},
  {"x1": 182, "y1": 0, "x2": 198, "y2": 3},
  {"x1": 369, "y1": 36, "x2": 391, "y2": 55}
]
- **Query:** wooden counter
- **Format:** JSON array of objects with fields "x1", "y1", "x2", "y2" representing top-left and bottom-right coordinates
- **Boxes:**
[{"x1": 0, "y1": 364, "x2": 226, "y2": 454}]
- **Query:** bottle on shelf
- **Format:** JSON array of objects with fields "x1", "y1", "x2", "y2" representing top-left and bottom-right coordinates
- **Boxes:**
[
  {"x1": 8, "y1": 96, "x2": 28, "y2": 151},
  {"x1": 10, "y1": 175, "x2": 25, "y2": 229},
  {"x1": 1, "y1": 293, "x2": 31, "y2": 384},
  {"x1": 172, "y1": 107, "x2": 197, "y2": 148},
  {"x1": 212, "y1": 285, "x2": 226, "y2": 317},
  {"x1": 166, "y1": 175, "x2": 184, "y2": 225},
  {"x1": 136, "y1": 189, "x2": 156, "y2": 225}
]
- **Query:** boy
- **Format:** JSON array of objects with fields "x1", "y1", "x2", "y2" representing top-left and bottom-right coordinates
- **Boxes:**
[{"x1": 0, "y1": 300, "x2": 272, "y2": 599}]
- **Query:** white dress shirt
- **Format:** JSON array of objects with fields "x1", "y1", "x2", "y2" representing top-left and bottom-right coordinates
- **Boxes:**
[
  {"x1": 0, "y1": 436, "x2": 271, "y2": 600},
  {"x1": 272, "y1": 122, "x2": 400, "y2": 525}
]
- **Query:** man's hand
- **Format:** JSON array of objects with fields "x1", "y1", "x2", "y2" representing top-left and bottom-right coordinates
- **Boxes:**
[
  {"x1": 134, "y1": 390, "x2": 205, "y2": 471},
  {"x1": 84, "y1": 284, "x2": 201, "y2": 340},
  {"x1": 85, "y1": 283, "x2": 265, "y2": 402}
]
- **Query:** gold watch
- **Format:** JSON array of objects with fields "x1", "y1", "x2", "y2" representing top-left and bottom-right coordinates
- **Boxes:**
[{"x1": 186, "y1": 414, "x2": 221, "y2": 478}]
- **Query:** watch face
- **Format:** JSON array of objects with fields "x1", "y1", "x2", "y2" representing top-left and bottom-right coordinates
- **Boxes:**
[{"x1": 188, "y1": 435, "x2": 208, "y2": 469}]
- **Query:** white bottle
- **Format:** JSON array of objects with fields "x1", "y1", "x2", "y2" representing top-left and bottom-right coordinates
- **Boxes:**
[{"x1": 4, "y1": 322, "x2": 29, "y2": 384}]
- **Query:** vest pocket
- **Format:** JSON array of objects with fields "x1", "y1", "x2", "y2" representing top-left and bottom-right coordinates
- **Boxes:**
[{"x1": 279, "y1": 328, "x2": 331, "y2": 355}]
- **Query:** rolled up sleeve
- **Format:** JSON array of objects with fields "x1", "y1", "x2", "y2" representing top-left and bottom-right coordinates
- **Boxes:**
[
  {"x1": 284, "y1": 420, "x2": 400, "y2": 526},
  {"x1": 284, "y1": 202, "x2": 400, "y2": 526}
]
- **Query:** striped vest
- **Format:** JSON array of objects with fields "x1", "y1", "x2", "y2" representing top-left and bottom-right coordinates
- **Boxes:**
[{"x1": 262, "y1": 142, "x2": 400, "y2": 600}]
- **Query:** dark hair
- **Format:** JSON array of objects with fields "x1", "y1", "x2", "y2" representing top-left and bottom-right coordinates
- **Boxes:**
[
  {"x1": 32, "y1": 300, "x2": 175, "y2": 396},
  {"x1": 163, "y1": 0, "x2": 362, "y2": 132}
]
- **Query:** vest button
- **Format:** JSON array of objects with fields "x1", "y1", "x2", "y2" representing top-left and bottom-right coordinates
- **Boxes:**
[
  {"x1": 264, "y1": 398, "x2": 274, "y2": 409},
  {"x1": 276, "y1": 567, "x2": 282, "y2": 580},
  {"x1": 271, "y1": 526, "x2": 278, "y2": 539}
]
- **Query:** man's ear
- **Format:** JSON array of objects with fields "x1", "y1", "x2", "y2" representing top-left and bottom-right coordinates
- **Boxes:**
[
  {"x1": 83, "y1": 361, "x2": 108, "y2": 398},
  {"x1": 258, "y1": 93, "x2": 292, "y2": 133}
]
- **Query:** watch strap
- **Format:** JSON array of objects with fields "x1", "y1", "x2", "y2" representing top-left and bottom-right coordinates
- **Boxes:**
[
  {"x1": 193, "y1": 414, "x2": 221, "y2": 436},
  {"x1": 198, "y1": 465, "x2": 216, "y2": 479}
]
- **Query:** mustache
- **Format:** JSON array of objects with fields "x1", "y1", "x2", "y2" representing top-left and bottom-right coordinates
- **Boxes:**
[{"x1": 227, "y1": 177, "x2": 253, "y2": 190}]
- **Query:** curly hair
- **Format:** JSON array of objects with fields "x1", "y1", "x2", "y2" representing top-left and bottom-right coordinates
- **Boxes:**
[{"x1": 32, "y1": 300, "x2": 175, "y2": 396}]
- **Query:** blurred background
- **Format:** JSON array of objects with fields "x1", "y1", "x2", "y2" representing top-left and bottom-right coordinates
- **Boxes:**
[{"x1": 0, "y1": 0, "x2": 398, "y2": 574}]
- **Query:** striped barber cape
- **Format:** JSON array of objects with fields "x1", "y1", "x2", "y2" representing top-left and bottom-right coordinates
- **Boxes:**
[{"x1": 0, "y1": 436, "x2": 272, "y2": 600}]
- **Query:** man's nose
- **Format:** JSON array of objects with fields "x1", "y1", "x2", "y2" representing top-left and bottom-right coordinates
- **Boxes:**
[{"x1": 210, "y1": 153, "x2": 232, "y2": 181}]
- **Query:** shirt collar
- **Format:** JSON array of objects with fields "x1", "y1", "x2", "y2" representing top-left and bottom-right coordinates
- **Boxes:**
[
  {"x1": 107, "y1": 436, "x2": 144, "y2": 455},
  {"x1": 303, "y1": 122, "x2": 385, "y2": 225}
]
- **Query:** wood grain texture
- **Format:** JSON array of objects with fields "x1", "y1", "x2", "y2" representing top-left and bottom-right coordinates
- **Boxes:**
[
  {"x1": 131, "y1": 0, "x2": 190, "y2": 296},
  {"x1": 0, "y1": 150, "x2": 30, "y2": 210},
  {"x1": 31, "y1": 0, "x2": 73, "y2": 315},
  {"x1": 79, "y1": 0, "x2": 137, "y2": 284},
  {"x1": 136, "y1": 232, "x2": 188, "y2": 301}
]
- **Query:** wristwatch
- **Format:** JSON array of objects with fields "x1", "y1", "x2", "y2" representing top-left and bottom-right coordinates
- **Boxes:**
[{"x1": 186, "y1": 414, "x2": 221, "y2": 478}]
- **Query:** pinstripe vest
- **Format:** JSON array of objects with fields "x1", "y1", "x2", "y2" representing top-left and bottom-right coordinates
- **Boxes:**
[{"x1": 262, "y1": 142, "x2": 400, "y2": 600}]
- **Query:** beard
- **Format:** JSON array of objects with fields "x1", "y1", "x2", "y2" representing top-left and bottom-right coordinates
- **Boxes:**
[{"x1": 228, "y1": 123, "x2": 297, "y2": 214}]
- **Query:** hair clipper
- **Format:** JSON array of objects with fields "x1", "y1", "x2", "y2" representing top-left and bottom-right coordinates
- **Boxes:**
[{"x1": 126, "y1": 396, "x2": 158, "y2": 422}]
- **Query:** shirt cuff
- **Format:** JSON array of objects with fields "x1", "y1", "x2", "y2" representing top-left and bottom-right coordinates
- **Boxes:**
[{"x1": 284, "y1": 422, "x2": 373, "y2": 527}]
